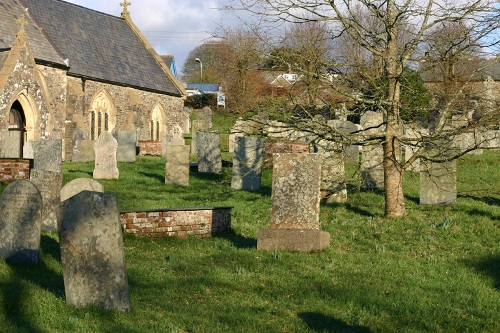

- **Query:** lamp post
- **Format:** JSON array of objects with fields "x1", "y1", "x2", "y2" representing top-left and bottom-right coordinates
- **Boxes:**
[{"x1": 195, "y1": 58, "x2": 203, "y2": 108}]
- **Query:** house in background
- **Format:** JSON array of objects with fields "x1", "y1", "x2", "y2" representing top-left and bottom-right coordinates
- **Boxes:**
[
  {"x1": 160, "y1": 55, "x2": 179, "y2": 78},
  {"x1": 0, "y1": 0, "x2": 186, "y2": 160}
]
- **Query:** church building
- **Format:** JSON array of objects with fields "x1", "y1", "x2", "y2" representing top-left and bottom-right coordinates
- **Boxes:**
[{"x1": 0, "y1": 0, "x2": 187, "y2": 160}]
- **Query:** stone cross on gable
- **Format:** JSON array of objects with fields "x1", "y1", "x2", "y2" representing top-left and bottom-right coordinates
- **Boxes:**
[{"x1": 120, "y1": 0, "x2": 131, "y2": 15}]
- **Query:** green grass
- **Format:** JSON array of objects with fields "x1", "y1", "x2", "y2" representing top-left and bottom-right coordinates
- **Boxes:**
[{"x1": 0, "y1": 150, "x2": 499, "y2": 333}]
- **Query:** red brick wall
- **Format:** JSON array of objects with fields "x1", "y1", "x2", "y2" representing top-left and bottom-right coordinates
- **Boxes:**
[
  {"x1": 0, "y1": 159, "x2": 32, "y2": 184},
  {"x1": 263, "y1": 140, "x2": 310, "y2": 168},
  {"x1": 120, "y1": 207, "x2": 232, "y2": 238},
  {"x1": 138, "y1": 140, "x2": 162, "y2": 156}
]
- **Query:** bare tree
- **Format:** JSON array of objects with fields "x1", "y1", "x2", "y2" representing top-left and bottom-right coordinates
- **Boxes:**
[{"x1": 225, "y1": 0, "x2": 500, "y2": 217}]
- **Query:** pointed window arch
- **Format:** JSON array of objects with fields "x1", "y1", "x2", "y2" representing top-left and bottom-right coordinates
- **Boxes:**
[
  {"x1": 151, "y1": 105, "x2": 164, "y2": 141},
  {"x1": 89, "y1": 90, "x2": 116, "y2": 140}
]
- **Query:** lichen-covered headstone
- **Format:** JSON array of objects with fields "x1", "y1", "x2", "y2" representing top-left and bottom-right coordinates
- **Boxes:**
[
  {"x1": 60, "y1": 178, "x2": 104, "y2": 202},
  {"x1": 72, "y1": 140, "x2": 95, "y2": 162},
  {"x1": 30, "y1": 169, "x2": 63, "y2": 232},
  {"x1": 33, "y1": 139, "x2": 62, "y2": 173},
  {"x1": 93, "y1": 132, "x2": 119, "y2": 179},
  {"x1": 0, "y1": 180, "x2": 42, "y2": 264},
  {"x1": 257, "y1": 153, "x2": 330, "y2": 251},
  {"x1": 360, "y1": 111, "x2": 384, "y2": 188},
  {"x1": 165, "y1": 145, "x2": 190, "y2": 186},
  {"x1": 196, "y1": 131, "x2": 222, "y2": 174},
  {"x1": 313, "y1": 139, "x2": 347, "y2": 203},
  {"x1": 114, "y1": 130, "x2": 137, "y2": 162},
  {"x1": 231, "y1": 137, "x2": 264, "y2": 191},
  {"x1": 59, "y1": 191, "x2": 131, "y2": 312}
]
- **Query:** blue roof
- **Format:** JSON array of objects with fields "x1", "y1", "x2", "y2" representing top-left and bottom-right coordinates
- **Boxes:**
[{"x1": 186, "y1": 83, "x2": 220, "y2": 93}]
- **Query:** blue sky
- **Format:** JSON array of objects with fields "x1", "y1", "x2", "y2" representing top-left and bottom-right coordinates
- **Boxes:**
[{"x1": 65, "y1": 0, "x2": 234, "y2": 71}]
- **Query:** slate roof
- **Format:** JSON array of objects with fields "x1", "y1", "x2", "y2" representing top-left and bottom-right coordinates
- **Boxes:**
[
  {"x1": 186, "y1": 83, "x2": 220, "y2": 93},
  {"x1": 0, "y1": 0, "x2": 66, "y2": 66},
  {"x1": 1, "y1": 0, "x2": 182, "y2": 96},
  {"x1": 420, "y1": 58, "x2": 500, "y2": 82}
]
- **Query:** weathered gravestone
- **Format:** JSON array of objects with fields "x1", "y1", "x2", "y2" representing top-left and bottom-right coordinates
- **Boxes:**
[
  {"x1": 22, "y1": 140, "x2": 35, "y2": 159},
  {"x1": 93, "y1": 132, "x2": 119, "y2": 179},
  {"x1": 228, "y1": 118, "x2": 247, "y2": 153},
  {"x1": 33, "y1": 139, "x2": 62, "y2": 173},
  {"x1": 190, "y1": 119, "x2": 208, "y2": 154},
  {"x1": 0, "y1": 131, "x2": 22, "y2": 158},
  {"x1": 60, "y1": 178, "x2": 104, "y2": 202},
  {"x1": 196, "y1": 131, "x2": 222, "y2": 174},
  {"x1": 329, "y1": 120, "x2": 361, "y2": 163},
  {"x1": 257, "y1": 153, "x2": 330, "y2": 252},
  {"x1": 360, "y1": 111, "x2": 384, "y2": 188},
  {"x1": 420, "y1": 140, "x2": 457, "y2": 205},
  {"x1": 30, "y1": 169, "x2": 63, "y2": 232},
  {"x1": 60, "y1": 191, "x2": 131, "y2": 311},
  {"x1": 72, "y1": 140, "x2": 95, "y2": 162},
  {"x1": 231, "y1": 137, "x2": 264, "y2": 191},
  {"x1": 198, "y1": 106, "x2": 213, "y2": 130},
  {"x1": 0, "y1": 180, "x2": 42, "y2": 264},
  {"x1": 313, "y1": 139, "x2": 347, "y2": 203},
  {"x1": 165, "y1": 145, "x2": 190, "y2": 186},
  {"x1": 114, "y1": 130, "x2": 137, "y2": 162},
  {"x1": 162, "y1": 129, "x2": 186, "y2": 159}
]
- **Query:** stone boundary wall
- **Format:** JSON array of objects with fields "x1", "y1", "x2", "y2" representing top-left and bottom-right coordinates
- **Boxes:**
[
  {"x1": 0, "y1": 159, "x2": 33, "y2": 184},
  {"x1": 120, "y1": 206, "x2": 232, "y2": 238},
  {"x1": 263, "y1": 140, "x2": 310, "y2": 168},
  {"x1": 138, "y1": 141, "x2": 162, "y2": 156}
]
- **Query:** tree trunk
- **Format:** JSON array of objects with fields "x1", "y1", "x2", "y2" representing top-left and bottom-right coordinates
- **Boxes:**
[{"x1": 383, "y1": 126, "x2": 406, "y2": 217}]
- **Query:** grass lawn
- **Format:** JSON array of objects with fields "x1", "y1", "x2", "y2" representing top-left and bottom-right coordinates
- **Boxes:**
[{"x1": 0, "y1": 150, "x2": 499, "y2": 333}]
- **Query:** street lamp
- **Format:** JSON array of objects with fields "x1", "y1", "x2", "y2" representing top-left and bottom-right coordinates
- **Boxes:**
[{"x1": 195, "y1": 58, "x2": 203, "y2": 108}]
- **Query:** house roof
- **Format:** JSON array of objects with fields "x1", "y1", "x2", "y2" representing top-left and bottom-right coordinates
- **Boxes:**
[
  {"x1": 1, "y1": 0, "x2": 183, "y2": 96},
  {"x1": 0, "y1": 0, "x2": 66, "y2": 66},
  {"x1": 186, "y1": 83, "x2": 220, "y2": 93},
  {"x1": 420, "y1": 58, "x2": 500, "y2": 82}
]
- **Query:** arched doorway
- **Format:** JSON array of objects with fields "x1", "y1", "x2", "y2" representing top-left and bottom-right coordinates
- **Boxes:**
[
  {"x1": 150, "y1": 105, "x2": 164, "y2": 141},
  {"x1": 7, "y1": 100, "x2": 26, "y2": 158}
]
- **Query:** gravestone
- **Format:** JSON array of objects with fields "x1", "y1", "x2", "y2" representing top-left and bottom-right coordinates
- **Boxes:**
[
  {"x1": 196, "y1": 131, "x2": 222, "y2": 174},
  {"x1": 60, "y1": 191, "x2": 131, "y2": 312},
  {"x1": 114, "y1": 130, "x2": 137, "y2": 162},
  {"x1": 257, "y1": 153, "x2": 330, "y2": 252},
  {"x1": 231, "y1": 137, "x2": 264, "y2": 191},
  {"x1": 165, "y1": 145, "x2": 190, "y2": 186},
  {"x1": 198, "y1": 106, "x2": 213, "y2": 130},
  {"x1": 33, "y1": 139, "x2": 63, "y2": 173},
  {"x1": 22, "y1": 140, "x2": 35, "y2": 159},
  {"x1": 420, "y1": 140, "x2": 457, "y2": 205},
  {"x1": 162, "y1": 133, "x2": 186, "y2": 158},
  {"x1": 360, "y1": 112, "x2": 384, "y2": 188},
  {"x1": 60, "y1": 178, "x2": 104, "y2": 202},
  {"x1": 72, "y1": 140, "x2": 95, "y2": 162},
  {"x1": 190, "y1": 119, "x2": 208, "y2": 154},
  {"x1": 0, "y1": 131, "x2": 22, "y2": 158},
  {"x1": 313, "y1": 139, "x2": 347, "y2": 203},
  {"x1": 93, "y1": 132, "x2": 119, "y2": 179},
  {"x1": 228, "y1": 118, "x2": 247, "y2": 153},
  {"x1": 30, "y1": 168, "x2": 63, "y2": 232},
  {"x1": 403, "y1": 127, "x2": 428, "y2": 172},
  {"x1": 0, "y1": 180, "x2": 42, "y2": 264}
]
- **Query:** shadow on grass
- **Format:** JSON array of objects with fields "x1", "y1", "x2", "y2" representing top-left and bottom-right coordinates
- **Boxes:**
[
  {"x1": 220, "y1": 230, "x2": 257, "y2": 249},
  {"x1": 464, "y1": 254, "x2": 500, "y2": 290},
  {"x1": 138, "y1": 171, "x2": 164, "y2": 183},
  {"x1": 458, "y1": 194, "x2": 500, "y2": 207},
  {"x1": 298, "y1": 312, "x2": 372, "y2": 333}
]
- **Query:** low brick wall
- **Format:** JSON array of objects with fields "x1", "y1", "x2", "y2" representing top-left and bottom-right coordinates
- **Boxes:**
[
  {"x1": 120, "y1": 206, "x2": 232, "y2": 238},
  {"x1": 0, "y1": 159, "x2": 33, "y2": 184},
  {"x1": 138, "y1": 140, "x2": 162, "y2": 156},
  {"x1": 263, "y1": 140, "x2": 310, "y2": 168}
]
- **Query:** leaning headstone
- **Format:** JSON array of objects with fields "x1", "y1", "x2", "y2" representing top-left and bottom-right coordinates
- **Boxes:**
[
  {"x1": 30, "y1": 169, "x2": 63, "y2": 232},
  {"x1": 257, "y1": 153, "x2": 330, "y2": 252},
  {"x1": 360, "y1": 112, "x2": 384, "y2": 188},
  {"x1": 114, "y1": 130, "x2": 137, "y2": 162},
  {"x1": 231, "y1": 137, "x2": 264, "y2": 191},
  {"x1": 196, "y1": 131, "x2": 222, "y2": 174},
  {"x1": 59, "y1": 191, "x2": 131, "y2": 312},
  {"x1": 33, "y1": 139, "x2": 62, "y2": 173},
  {"x1": 165, "y1": 145, "x2": 190, "y2": 186},
  {"x1": 0, "y1": 180, "x2": 42, "y2": 265},
  {"x1": 60, "y1": 178, "x2": 104, "y2": 202},
  {"x1": 420, "y1": 140, "x2": 457, "y2": 205},
  {"x1": 93, "y1": 132, "x2": 119, "y2": 179}
]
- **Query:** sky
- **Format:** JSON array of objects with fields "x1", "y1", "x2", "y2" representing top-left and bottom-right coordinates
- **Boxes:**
[{"x1": 64, "y1": 0, "x2": 236, "y2": 74}]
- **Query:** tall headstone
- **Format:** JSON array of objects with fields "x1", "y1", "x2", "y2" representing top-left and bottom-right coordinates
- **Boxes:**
[
  {"x1": 360, "y1": 112, "x2": 384, "y2": 188},
  {"x1": 93, "y1": 132, "x2": 119, "y2": 179},
  {"x1": 196, "y1": 131, "x2": 222, "y2": 174},
  {"x1": 60, "y1": 191, "x2": 131, "y2": 312},
  {"x1": 257, "y1": 153, "x2": 330, "y2": 252},
  {"x1": 0, "y1": 180, "x2": 42, "y2": 265},
  {"x1": 231, "y1": 137, "x2": 264, "y2": 191},
  {"x1": 114, "y1": 130, "x2": 137, "y2": 162},
  {"x1": 190, "y1": 119, "x2": 207, "y2": 154},
  {"x1": 165, "y1": 145, "x2": 190, "y2": 186},
  {"x1": 33, "y1": 139, "x2": 63, "y2": 173},
  {"x1": 60, "y1": 178, "x2": 104, "y2": 202},
  {"x1": 420, "y1": 140, "x2": 457, "y2": 205},
  {"x1": 30, "y1": 169, "x2": 63, "y2": 232}
]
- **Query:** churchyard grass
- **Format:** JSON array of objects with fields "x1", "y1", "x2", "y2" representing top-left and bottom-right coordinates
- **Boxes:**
[{"x1": 0, "y1": 150, "x2": 498, "y2": 332}]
